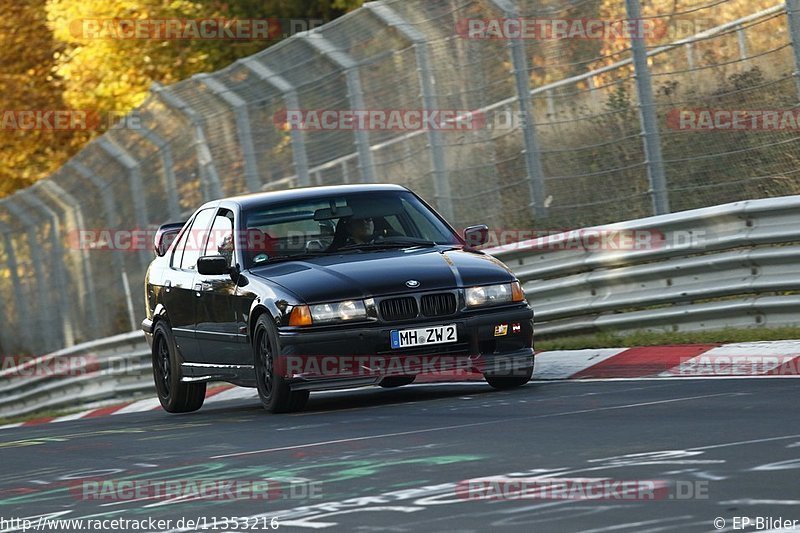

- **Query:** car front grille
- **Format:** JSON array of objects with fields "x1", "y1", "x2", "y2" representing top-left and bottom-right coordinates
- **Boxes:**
[
  {"x1": 421, "y1": 293, "x2": 457, "y2": 317},
  {"x1": 379, "y1": 296, "x2": 419, "y2": 321}
]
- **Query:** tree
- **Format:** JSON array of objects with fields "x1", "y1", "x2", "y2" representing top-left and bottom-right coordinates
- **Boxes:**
[
  {"x1": 0, "y1": 0, "x2": 366, "y2": 198},
  {"x1": 0, "y1": 0, "x2": 83, "y2": 196}
]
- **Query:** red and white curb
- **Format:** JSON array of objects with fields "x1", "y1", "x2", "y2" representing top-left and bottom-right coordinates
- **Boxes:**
[
  {"x1": 2, "y1": 340, "x2": 799, "y2": 431},
  {"x1": 535, "y1": 341, "x2": 800, "y2": 380}
]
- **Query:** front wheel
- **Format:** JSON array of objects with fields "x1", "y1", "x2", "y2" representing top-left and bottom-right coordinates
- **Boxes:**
[
  {"x1": 152, "y1": 321, "x2": 206, "y2": 413},
  {"x1": 253, "y1": 315, "x2": 309, "y2": 413},
  {"x1": 484, "y1": 364, "x2": 533, "y2": 390}
]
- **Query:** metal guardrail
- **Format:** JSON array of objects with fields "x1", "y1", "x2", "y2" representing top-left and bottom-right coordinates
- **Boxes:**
[
  {"x1": 493, "y1": 195, "x2": 800, "y2": 336},
  {"x1": 0, "y1": 332, "x2": 151, "y2": 419},
  {"x1": 2, "y1": 195, "x2": 800, "y2": 418}
]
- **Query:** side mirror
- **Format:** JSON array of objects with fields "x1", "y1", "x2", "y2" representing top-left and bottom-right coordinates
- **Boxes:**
[
  {"x1": 153, "y1": 222, "x2": 185, "y2": 257},
  {"x1": 197, "y1": 255, "x2": 230, "y2": 276},
  {"x1": 464, "y1": 224, "x2": 489, "y2": 247}
]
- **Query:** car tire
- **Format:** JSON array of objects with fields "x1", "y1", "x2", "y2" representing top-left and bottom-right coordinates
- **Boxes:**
[
  {"x1": 253, "y1": 314, "x2": 309, "y2": 413},
  {"x1": 484, "y1": 364, "x2": 533, "y2": 390},
  {"x1": 379, "y1": 375, "x2": 416, "y2": 388},
  {"x1": 152, "y1": 321, "x2": 206, "y2": 413}
]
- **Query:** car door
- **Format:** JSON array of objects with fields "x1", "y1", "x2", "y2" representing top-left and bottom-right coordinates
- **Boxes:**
[
  {"x1": 195, "y1": 207, "x2": 248, "y2": 364},
  {"x1": 164, "y1": 207, "x2": 216, "y2": 363}
]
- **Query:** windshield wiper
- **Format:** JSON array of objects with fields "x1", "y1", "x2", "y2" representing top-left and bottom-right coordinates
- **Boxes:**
[
  {"x1": 256, "y1": 253, "x2": 325, "y2": 264},
  {"x1": 336, "y1": 239, "x2": 437, "y2": 252}
]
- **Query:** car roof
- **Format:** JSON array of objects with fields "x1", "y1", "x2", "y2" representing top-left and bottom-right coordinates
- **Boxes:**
[{"x1": 203, "y1": 184, "x2": 410, "y2": 211}]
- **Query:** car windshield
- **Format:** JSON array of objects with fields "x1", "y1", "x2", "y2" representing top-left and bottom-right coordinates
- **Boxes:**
[{"x1": 241, "y1": 191, "x2": 461, "y2": 267}]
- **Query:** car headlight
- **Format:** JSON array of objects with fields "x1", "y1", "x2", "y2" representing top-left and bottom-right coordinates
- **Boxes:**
[
  {"x1": 465, "y1": 281, "x2": 525, "y2": 308},
  {"x1": 289, "y1": 300, "x2": 368, "y2": 326}
]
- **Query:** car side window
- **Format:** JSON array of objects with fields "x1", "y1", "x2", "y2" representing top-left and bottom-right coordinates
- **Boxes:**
[
  {"x1": 178, "y1": 208, "x2": 216, "y2": 271},
  {"x1": 204, "y1": 209, "x2": 235, "y2": 267},
  {"x1": 169, "y1": 222, "x2": 191, "y2": 269}
]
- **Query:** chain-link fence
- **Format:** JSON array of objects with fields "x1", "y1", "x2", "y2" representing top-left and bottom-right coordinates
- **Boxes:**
[{"x1": 2, "y1": 0, "x2": 799, "y2": 355}]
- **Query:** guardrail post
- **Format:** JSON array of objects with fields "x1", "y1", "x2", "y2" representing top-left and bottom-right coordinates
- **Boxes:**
[
  {"x1": 785, "y1": 0, "x2": 800, "y2": 101},
  {"x1": 491, "y1": 0, "x2": 549, "y2": 219},
  {"x1": 239, "y1": 57, "x2": 311, "y2": 187},
  {"x1": 97, "y1": 137, "x2": 152, "y2": 269},
  {"x1": 0, "y1": 222, "x2": 33, "y2": 351},
  {"x1": 5, "y1": 197, "x2": 66, "y2": 351},
  {"x1": 130, "y1": 115, "x2": 181, "y2": 220},
  {"x1": 151, "y1": 82, "x2": 224, "y2": 200},
  {"x1": 301, "y1": 33, "x2": 377, "y2": 184},
  {"x1": 193, "y1": 73, "x2": 261, "y2": 193},
  {"x1": 626, "y1": 0, "x2": 670, "y2": 215},
  {"x1": 36, "y1": 180, "x2": 100, "y2": 331},
  {"x1": 366, "y1": 3, "x2": 455, "y2": 220}
]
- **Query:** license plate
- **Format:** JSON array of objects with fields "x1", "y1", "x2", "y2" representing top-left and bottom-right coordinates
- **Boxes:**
[{"x1": 390, "y1": 324, "x2": 457, "y2": 349}]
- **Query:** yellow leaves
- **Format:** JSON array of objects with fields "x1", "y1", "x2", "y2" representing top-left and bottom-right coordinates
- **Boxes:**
[{"x1": 1, "y1": 0, "x2": 357, "y2": 198}]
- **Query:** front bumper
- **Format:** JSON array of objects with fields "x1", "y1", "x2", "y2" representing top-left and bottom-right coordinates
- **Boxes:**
[{"x1": 276, "y1": 304, "x2": 534, "y2": 391}]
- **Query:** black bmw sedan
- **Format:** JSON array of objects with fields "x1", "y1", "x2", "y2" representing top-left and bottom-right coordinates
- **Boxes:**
[{"x1": 142, "y1": 184, "x2": 534, "y2": 413}]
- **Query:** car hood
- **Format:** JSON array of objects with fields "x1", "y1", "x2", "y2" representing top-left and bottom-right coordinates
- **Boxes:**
[{"x1": 248, "y1": 247, "x2": 515, "y2": 303}]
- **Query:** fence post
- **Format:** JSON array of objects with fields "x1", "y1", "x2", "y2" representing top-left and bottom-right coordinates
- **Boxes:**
[
  {"x1": 97, "y1": 137, "x2": 152, "y2": 269},
  {"x1": 5, "y1": 196, "x2": 65, "y2": 351},
  {"x1": 131, "y1": 114, "x2": 181, "y2": 220},
  {"x1": 36, "y1": 180, "x2": 99, "y2": 331},
  {"x1": 239, "y1": 57, "x2": 311, "y2": 187},
  {"x1": 67, "y1": 160, "x2": 127, "y2": 336},
  {"x1": 193, "y1": 73, "x2": 261, "y2": 193},
  {"x1": 365, "y1": 3, "x2": 454, "y2": 220},
  {"x1": 735, "y1": 24, "x2": 748, "y2": 60},
  {"x1": 785, "y1": 0, "x2": 800, "y2": 101},
  {"x1": 625, "y1": 0, "x2": 670, "y2": 215},
  {"x1": 302, "y1": 33, "x2": 377, "y2": 184},
  {"x1": 490, "y1": 0, "x2": 550, "y2": 219},
  {"x1": 18, "y1": 189, "x2": 77, "y2": 347},
  {"x1": 0, "y1": 222, "x2": 32, "y2": 351},
  {"x1": 151, "y1": 82, "x2": 224, "y2": 201}
]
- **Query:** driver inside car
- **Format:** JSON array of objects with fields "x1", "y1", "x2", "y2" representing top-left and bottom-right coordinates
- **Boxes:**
[
  {"x1": 329, "y1": 215, "x2": 401, "y2": 251},
  {"x1": 344, "y1": 216, "x2": 375, "y2": 245}
]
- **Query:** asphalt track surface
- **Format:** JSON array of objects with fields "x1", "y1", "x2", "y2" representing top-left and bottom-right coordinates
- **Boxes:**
[{"x1": 0, "y1": 378, "x2": 798, "y2": 533}]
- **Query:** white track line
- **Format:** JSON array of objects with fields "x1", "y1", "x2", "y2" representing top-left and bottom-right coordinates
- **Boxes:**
[{"x1": 211, "y1": 392, "x2": 736, "y2": 459}]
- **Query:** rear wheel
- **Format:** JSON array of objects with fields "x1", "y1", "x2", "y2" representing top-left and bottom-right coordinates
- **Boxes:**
[
  {"x1": 484, "y1": 364, "x2": 533, "y2": 390},
  {"x1": 253, "y1": 315, "x2": 309, "y2": 413},
  {"x1": 152, "y1": 321, "x2": 206, "y2": 413}
]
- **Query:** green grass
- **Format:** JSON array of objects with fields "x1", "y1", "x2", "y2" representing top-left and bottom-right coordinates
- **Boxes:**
[{"x1": 535, "y1": 327, "x2": 800, "y2": 351}]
